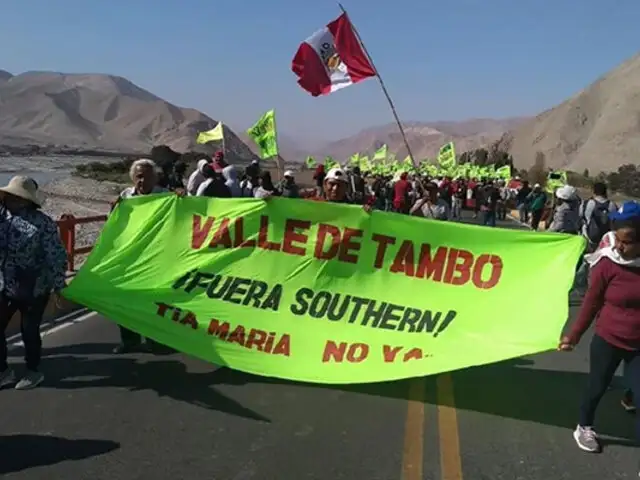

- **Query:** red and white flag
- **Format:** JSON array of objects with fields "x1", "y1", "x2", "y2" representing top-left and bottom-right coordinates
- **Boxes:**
[{"x1": 291, "y1": 13, "x2": 376, "y2": 97}]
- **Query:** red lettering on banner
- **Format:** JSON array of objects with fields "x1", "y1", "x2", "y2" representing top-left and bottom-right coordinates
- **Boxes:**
[
  {"x1": 371, "y1": 234, "x2": 396, "y2": 268},
  {"x1": 209, "y1": 218, "x2": 233, "y2": 249},
  {"x1": 416, "y1": 244, "x2": 447, "y2": 281},
  {"x1": 258, "y1": 215, "x2": 281, "y2": 251},
  {"x1": 403, "y1": 348, "x2": 424, "y2": 362},
  {"x1": 322, "y1": 341, "x2": 346, "y2": 362},
  {"x1": 191, "y1": 215, "x2": 215, "y2": 249},
  {"x1": 245, "y1": 329, "x2": 267, "y2": 351},
  {"x1": 346, "y1": 343, "x2": 369, "y2": 362},
  {"x1": 390, "y1": 240, "x2": 415, "y2": 276},
  {"x1": 339, "y1": 228, "x2": 363, "y2": 264},
  {"x1": 233, "y1": 217, "x2": 256, "y2": 248},
  {"x1": 206, "y1": 318, "x2": 289, "y2": 356},
  {"x1": 315, "y1": 224, "x2": 341, "y2": 260},
  {"x1": 472, "y1": 254, "x2": 503, "y2": 289},
  {"x1": 322, "y1": 341, "x2": 370, "y2": 363},
  {"x1": 443, "y1": 248, "x2": 473, "y2": 285},
  {"x1": 383, "y1": 345, "x2": 403, "y2": 362},
  {"x1": 282, "y1": 219, "x2": 311, "y2": 256}
]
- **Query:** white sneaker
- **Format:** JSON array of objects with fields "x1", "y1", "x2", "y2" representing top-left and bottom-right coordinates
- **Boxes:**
[{"x1": 573, "y1": 425, "x2": 600, "y2": 453}]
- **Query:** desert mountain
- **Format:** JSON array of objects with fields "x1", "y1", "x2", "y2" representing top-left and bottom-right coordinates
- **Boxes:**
[
  {"x1": 501, "y1": 53, "x2": 640, "y2": 173},
  {"x1": 312, "y1": 118, "x2": 526, "y2": 162},
  {"x1": 0, "y1": 71, "x2": 259, "y2": 162}
]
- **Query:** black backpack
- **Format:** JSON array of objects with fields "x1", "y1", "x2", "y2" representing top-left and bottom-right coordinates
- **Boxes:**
[{"x1": 584, "y1": 199, "x2": 611, "y2": 244}]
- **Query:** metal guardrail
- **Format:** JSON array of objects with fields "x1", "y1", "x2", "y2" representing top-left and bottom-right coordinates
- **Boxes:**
[{"x1": 57, "y1": 214, "x2": 108, "y2": 271}]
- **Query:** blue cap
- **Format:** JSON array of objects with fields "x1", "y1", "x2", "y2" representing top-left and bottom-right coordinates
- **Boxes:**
[{"x1": 610, "y1": 201, "x2": 640, "y2": 221}]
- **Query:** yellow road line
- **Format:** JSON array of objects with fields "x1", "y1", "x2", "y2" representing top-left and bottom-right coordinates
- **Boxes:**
[
  {"x1": 401, "y1": 377, "x2": 425, "y2": 480},
  {"x1": 437, "y1": 373, "x2": 463, "y2": 480}
]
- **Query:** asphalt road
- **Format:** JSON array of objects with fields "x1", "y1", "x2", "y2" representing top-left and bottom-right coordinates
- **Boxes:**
[{"x1": 1, "y1": 210, "x2": 638, "y2": 479}]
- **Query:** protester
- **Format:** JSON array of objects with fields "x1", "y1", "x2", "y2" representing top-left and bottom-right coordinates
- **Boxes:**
[
  {"x1": 527, "y1": 184, "x2": 547, "y2": 230},
  {"x1": 547, "y1": 185, "x2": 580, "y2": 233},
  {"x1": 254, "y1": 171, "x2": 278, "y2": 199},
  {"x1": 516, "y1": 181, "x2": 532, "y2": 223},
  {"x1": 277, "y1": 170, "x2": 300, "y2": 198},
  {"x1": 113, "y1": 159, "x2": 169, "y2": 353},
  {"x1": 196, "y1": 164, "x2": 231, "y2": 198},
  {"x1": 211, "y1": 151, "x2": 227, "y2": 173},
  {"x1": 497, "y1": 180, "x2": 509, "y2": 221},
  {"x1": 347, "y1": 166, "x2": 366, "y2": 204},
  {"x1": 558, "y1": 201, "x2": 640, "y2": 454},
  {"x1": 410, "y1": 182, "x2": 450, "y2": 220},
  {"x1": 222, "y1": 165, "x2": 242, "y2": 197},
  {"x1": 118, "y1": 159, "x2": 167, "y2": 199},
  {"x1": 186, "y1": 159, "x2": 209, "y2": 196},
  {"x1": 580, "y1": 182, "x2": 618, "y2": 252},
  {"x1": 0, "y1": 176, "x2": 67, "y2": 389},
  {"x1": 480, "y1": 180, "x2": 500, "y2": 227},
  {"x1": 309, "y1": 167, "x2": 350, "y2": 203},
  {"x1": 393, "y1": 172, "x2": 411, "y2": 214},
  {"x1": 245, "y1": 159, "x2": 260, "y2": 180},
  {"x1": 451, "y1": 178, "x2": 465, "y2": 220}
]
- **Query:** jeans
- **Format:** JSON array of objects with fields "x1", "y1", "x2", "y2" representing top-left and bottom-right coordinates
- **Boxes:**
[
  {"x1": 483, "y1": 210, "x2": 497, "y2": 227},
  {"x1": 518, "y1": 204, "x2": 529, "y2": 223},
  {"x1": 579, "y1": 334, "x2": 640, "y2": 441},
  {"x1": 451, "y1": 197, "x2": 462, "y2": 219},
  {"x1": 0, "y1": 294, "x2": 50, "y2": 372}
]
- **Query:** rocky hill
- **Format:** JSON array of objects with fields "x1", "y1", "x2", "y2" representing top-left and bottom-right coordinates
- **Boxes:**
[
  {"x1": 0, "y1": 70, "x2": 259, "y2": 162},
  {"x1": 313, "y1": 118, "x2": 526, "y2": 162},
  {"x1": 501, "y1": 53, "x2": 640, "y2": 172}
]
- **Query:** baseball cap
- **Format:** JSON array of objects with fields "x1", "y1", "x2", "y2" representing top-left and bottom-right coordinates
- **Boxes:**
[
  {"x1": 610, "y1": 201, "x2": 640, "y2": 221},
  {"x1": 284, "y1": 170, "x2": 294, "y2": 177},
  {"x1": 325, "y1": 167, "x2": 347, "y2": 183},
  {"x1": 555, "y1": 185, "x2": 577, "y2": 200}
]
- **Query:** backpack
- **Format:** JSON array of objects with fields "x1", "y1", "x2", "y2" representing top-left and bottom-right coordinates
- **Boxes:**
[{"x1": 584, "y1": 199, "x2": 611, "y2": 244}]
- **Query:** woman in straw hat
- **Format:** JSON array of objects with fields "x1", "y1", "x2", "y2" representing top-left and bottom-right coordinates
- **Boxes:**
[{"x1": 0, "y1": 175, "x2": 67, "y2": 390}]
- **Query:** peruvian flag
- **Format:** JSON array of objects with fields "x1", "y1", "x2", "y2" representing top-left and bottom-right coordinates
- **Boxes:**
[{"x1": 292, "y1": 13, "x2": 376, "y2": 97}]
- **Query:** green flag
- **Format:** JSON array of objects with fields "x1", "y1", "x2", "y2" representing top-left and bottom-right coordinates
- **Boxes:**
[
  {"x1": 438, "y1": 142, "x2": 456, "y2": 169},
  {"x1": 247, "y1": 109, "x2": 279, "y2": 159}
]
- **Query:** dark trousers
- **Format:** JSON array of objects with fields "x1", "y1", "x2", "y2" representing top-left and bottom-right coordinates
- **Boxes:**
[
  {"x1": 119, "y1": 326, "x2": 143, "y2": 346},
  {"x1": 482, "y1": 210, "x2": 497, "y2": 227},
  {"x1": 0, "y1": 294, "x2": 50, "y2": 372},
  {"x1": 579, "y1": 334, "x2": 640, "y2": 441},
  {"x1": 531, "y1": 209, "x2": 544, "y2": 230}
]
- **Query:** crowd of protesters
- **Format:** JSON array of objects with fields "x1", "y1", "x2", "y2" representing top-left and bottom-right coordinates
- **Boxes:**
[{"x1": 1, "y1": 149, "x2": 640, "y2": 474}]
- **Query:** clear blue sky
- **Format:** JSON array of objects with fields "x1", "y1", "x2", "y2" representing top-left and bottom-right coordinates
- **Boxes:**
[{"x1": 1, "y1": 0, "x2": 638, "y2": 145}]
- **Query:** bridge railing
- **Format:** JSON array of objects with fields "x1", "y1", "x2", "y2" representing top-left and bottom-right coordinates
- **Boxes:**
[{"x1": 57, "y1": 214, "x2": 108, "y2": 272}]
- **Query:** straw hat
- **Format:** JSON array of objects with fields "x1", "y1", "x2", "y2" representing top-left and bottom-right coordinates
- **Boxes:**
[{"x1": 0, "y1": 175, "x2": 43, "y2": 206}]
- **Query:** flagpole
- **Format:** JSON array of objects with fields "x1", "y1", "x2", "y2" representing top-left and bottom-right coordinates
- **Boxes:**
[
  {"x1": 220, "y1": 122, "x2": 226, "y2": 154},
  {"x1": 272, "y1": 111, "x2": 283, "y2": 182},
  {"x1": 338, "y1": 3, "x2": 417, "y2": 169}
]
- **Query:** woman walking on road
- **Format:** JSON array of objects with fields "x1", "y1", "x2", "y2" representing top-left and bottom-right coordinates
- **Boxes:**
[
  {"x1": 558, "y1": 201, "x2": 640, "y2": 455},
  {"x1": 0, "y1": 176, "x2": 67, "y2": 389}
]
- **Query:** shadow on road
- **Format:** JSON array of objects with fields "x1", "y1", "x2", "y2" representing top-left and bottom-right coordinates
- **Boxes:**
[
  {"x1": 206, "y1": 356, "x2": 635, "y2": 445},
  {"x1": 33, "y1": 351, "x2": 271, "y2": 424},
  {"x1": 0, "y1": 434, "x2": 119, "y2": 475}
]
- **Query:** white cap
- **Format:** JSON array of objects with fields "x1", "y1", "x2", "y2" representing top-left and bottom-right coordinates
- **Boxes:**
[
  {"x1": 284, "y1": 170, "x2": 294, "y2": 177},
  {"x1": 534, "y1": 183, "x2": 541, "y2": 188},
  {"x1": 325, "y1": 167, "x2": 348, "y2": 183},
  {"x1": 556, "y1": 184, "x2": 577, "y2": 200}
]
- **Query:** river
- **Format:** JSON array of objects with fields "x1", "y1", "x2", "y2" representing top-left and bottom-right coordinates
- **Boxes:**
[{"x1": 0, "y1": 155, "x2": 119, "y2": 187}]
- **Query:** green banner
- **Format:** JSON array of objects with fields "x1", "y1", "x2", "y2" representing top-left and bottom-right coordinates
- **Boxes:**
[{"x1": 63, "y1": 195, "x2": 585, "y2": 384}]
